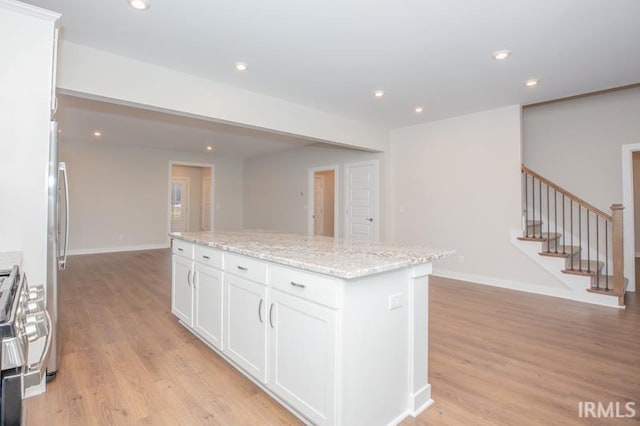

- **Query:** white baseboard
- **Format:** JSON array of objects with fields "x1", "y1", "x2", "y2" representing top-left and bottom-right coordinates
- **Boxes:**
[
  {"x1": 433, "y1": 269, "x2": 621, "y2": 308},
  {"x1": 68, "y1": 243, "x2": 170, "y2": 256}
]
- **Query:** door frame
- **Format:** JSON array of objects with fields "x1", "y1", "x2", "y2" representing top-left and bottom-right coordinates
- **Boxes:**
[
  {"x1": 170, "y1": 176, "x2": 191, "y2": 232},
  {"x1": 307, "y1": 165, "x2": 339, "y2": 237},
  {"x1": 621, "y1": 143, "x2": 638, "y2": 292},
  {"x1": 344, "y1": 160, "x2": 379, "y2": 241},
  {"x1": 168, "y1": 161, "x2": 215, "y2": 242},
  {"x1": 313, "y1": 174, "x2": 325, "y2": 236},
  {"x1": 202, "y1": 176, "x2": 212, "y2": 231}
]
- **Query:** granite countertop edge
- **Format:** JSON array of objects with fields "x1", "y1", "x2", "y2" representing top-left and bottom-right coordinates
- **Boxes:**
[{"x1": 171, "y1": 231, "x2": 454, "y2": 280}]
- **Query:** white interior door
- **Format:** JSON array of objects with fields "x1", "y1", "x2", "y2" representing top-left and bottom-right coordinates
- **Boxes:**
[
  {"x1": 314, "y1": 174, "x2": 325, "y2": 235},
  {"x1": 202, "y1": 176, "x2": 211, "y2": 231},
  {"x1": 345, "y1": 161, "x2": 378, "y2": 241},
  {"x1": 171, "y1": 177, "x2": 190, "y2": 232}
]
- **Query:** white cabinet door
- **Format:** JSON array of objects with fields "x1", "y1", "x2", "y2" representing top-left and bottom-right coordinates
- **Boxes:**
[
  {"x1": 171, "y1": 255, "x2": 193, "y2": 326},
  {"x1": 193, "y1": 263, "x2": 223, "y2": 350},
  {"x1": 269, "y1": 290, "x2": 337, "y2": 425},
  {"x1": 224, "y1": 274, "x2": 268, "y2": 383}
]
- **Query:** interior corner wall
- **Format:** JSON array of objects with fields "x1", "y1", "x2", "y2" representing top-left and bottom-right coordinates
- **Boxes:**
[
  {"x1": 523, "y1": 86, "x2": 640, "y2": 212},
  {"x1": 243, "y1": 144, "x2": 386, "y2": 239},
  {"x1": 61, "y1": 140, "x2": 243, "y2": 254},
  {"x1": 389, "y1": 105, "x2": 564, "y2": 289}
]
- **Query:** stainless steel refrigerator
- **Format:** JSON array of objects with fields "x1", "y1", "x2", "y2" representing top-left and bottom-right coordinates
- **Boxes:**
[{"x1": 46, "y1": 120, "x2": 68, "y2": 379}]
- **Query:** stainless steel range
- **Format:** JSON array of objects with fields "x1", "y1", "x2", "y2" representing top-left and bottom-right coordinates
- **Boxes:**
[{"x1": 0, "y1": 266, "x2": 51, "y2": 425}]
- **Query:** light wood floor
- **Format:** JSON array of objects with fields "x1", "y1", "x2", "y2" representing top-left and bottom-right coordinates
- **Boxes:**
[{"x1": 24, "y1": 250, "x2": 639, "y2": 425}]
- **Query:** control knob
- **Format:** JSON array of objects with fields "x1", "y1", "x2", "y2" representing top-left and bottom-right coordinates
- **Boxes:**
[
  {"x1": 27, "y1": 285, "x2": 45, "y2": 302},
  {"x1": 23, "y1": 313, "x2": 47, "y2": 342},
  {"x1": 25, "y1": 300, "x2": 45, "y2": 315}
]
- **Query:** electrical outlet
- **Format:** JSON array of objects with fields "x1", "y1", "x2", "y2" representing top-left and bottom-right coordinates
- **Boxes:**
[
  {"x1": 459, "y1": 255, "x2": 465, "y2": 264},
  {"x1": 388, "y1": 293, "x2": 402, "y2": 310}
]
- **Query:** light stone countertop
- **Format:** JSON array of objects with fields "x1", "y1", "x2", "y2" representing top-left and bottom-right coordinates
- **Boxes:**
[
  {"x1": 170, "y1": 230, "x2": 454, "y2": 279},
  {"x1": 0, "y1": 251, "x2": 22, "y2": 273}
]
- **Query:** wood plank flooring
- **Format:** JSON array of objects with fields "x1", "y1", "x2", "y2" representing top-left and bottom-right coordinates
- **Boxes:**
[{"x1": 24, "y1": 249, "x2": 639, "y2": 425}]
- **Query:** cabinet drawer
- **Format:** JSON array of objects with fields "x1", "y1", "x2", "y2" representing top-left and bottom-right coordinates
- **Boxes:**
[
  {"x1": 270, "y1": 265, "x2": 341, "y2": 309},
  {"x1": 225, "y1": 253, "x2": 267, "y2": 284},
  {"x1": 194, "y1": 245, "x2": 223, "y2": 269},
  {"x1": 172, "y1": 239, "x2": 194, "y2": 259}
]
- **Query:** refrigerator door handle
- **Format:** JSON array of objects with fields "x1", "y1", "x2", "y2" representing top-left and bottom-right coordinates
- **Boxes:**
[{"x1": 58, "y1": 162, "x2": 69, "y2": 270}]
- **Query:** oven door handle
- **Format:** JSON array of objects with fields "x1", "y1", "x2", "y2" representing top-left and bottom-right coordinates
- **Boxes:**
[{"x1": 23, "y1": 310, "x2": 53, "y2": 389}]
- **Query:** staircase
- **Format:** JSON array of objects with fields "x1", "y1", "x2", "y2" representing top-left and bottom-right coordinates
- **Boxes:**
[{"x1": 513, "y1": 165, "x2": 627, "y2": 308}]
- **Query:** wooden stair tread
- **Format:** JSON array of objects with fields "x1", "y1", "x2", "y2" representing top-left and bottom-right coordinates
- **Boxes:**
[
  {"x1": 538, "y1": 245, "x2": 580, "y2": 258},
  {"x1": 586, "y1": 287, "x2": 623, "y2": 297},
  {"x1": 562, "y1": 260, "x2": 604, "y2": 276},
  {"x1": 517, "y1": 232, "x2": 561, "y2": 242}
]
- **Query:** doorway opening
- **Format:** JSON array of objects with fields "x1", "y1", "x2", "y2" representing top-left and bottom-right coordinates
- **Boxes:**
[
  {"x1": 308, "y1": 166, "x2": 338, "y2": 237},
  {"x1": 169, "y1": 162, "x2": 215, "y2": 233}
]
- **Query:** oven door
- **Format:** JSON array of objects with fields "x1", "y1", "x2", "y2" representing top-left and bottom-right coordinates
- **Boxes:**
[{"x1": 0, "y1": 367, "x2": 22, "y2": 426}]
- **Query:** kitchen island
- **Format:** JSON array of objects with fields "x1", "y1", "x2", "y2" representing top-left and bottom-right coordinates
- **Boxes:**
[{"x1": 170, "y1": 230, "x2": 452, "y2": 426}]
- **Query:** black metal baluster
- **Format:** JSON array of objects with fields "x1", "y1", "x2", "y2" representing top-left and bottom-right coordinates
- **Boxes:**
[
  {"x1": 570, "y1": 202, "x2": 574, "y2": 269},
  {"x1": 546, "y1": 185, "x2": 550, "y2": 252},
  {"x1": 532, "y1": 176, "x2": 535, "y2": 238},
  {"x1": 539, "y1": 179, "x2": 542, "y2": 238},
  {"x1": 605, "y1": 223, "x2": 609, "y2": 290},
  {"x1": 596, "y1": 217, "x2": 600, "y2": 289},
  {"x1": 554, "y1": 189, "x2": 558, "y2": 254},
  {"x1": 562, "y1": 195, "x2": 566, "y2": 255},
  {"x1": 523, "y1": 173, "x2": 528, "y2": 237},
  {"x1": 578, "y1": 205, "x2": 582, "y2": 271},
  {"x1": 586, "y1": 211, "x2": 590, "y2": 273}
]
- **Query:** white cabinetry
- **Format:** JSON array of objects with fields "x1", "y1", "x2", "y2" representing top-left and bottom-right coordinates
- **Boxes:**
[
  {"x1": 224, "y1": 255, "x2": 268, "y2": 383},
  {"x1": 193, "y1": 263, "x2": 223, "y2": 350},
  {"x1": 193, "y1": 245, "x2": 224, "y2": 350},
  {"x1": 170, "y1": 237, "x2": 433, "y2": 425},
  {"x1": 0, "y1": 2, "x2": 59, "y2": 285},
  {"x1": 171, "y1": 244, "x2": 193, "y2": 326},
  {"x1": 269, "y1": 289, "x2": 337, "y2": 425}
]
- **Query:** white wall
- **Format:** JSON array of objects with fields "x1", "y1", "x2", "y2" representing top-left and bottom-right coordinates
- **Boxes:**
[
  {"x1": 0, "y1": 3, "x2": 58, "y2": 284},
  {"x1": 61, "y1": 140, "x2": 243, "y2": 254},
  {"x1": 244, "y1": 144, "x2": 385, "y2": 238},
  {"x1": 56, "y1": 41, "x2": 388, "y2": 152},
  {"x1": 523, "y1": 87, "x2": 640, "y2": 212},
  {"x1": 390, "y1": 106, "x2": 563, "y2": 290}
]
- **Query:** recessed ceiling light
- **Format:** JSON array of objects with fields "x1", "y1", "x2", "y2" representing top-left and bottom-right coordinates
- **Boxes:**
[
  {"x1": 493, "y1": 50, "x2": 511, "y2": 60},
  {"x1": 373, "y1": 90, "x2": 384, "y2": 98},
  {"x1": 128, "y1": 0, "x2": 150, "y2": 10},
  {"x1": 206, "y1": 146, "x2": 213, "y2": 151},
  {"x1": 93, "y1": 131, "x2": 102, "y2": 137},
  {"x1": 57, "y1": 129, "x2": 62, "y2": 133},
  {"x1": 525, "y1": 79, "x2": 539, "y2": 87},
  {"x1": 415, "y1": 107, "x2": 423, "y2": 113},
  {"x1": 235, "y1": 62, "x2": 248, "y2": 72}
]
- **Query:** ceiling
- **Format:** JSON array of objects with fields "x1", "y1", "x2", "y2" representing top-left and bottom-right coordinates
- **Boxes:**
[
  {"x1": 56, "y1": 95, "x2": 316, "y2": 157},
  {"x1": 23, "y1": 0, "x2": 640, "y2": 154}
]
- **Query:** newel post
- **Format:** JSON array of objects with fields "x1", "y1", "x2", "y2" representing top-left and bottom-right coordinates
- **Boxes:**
[{"x1": 610, "y1": 204, "x2": 624, "y2": 304}]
